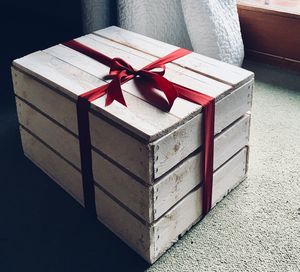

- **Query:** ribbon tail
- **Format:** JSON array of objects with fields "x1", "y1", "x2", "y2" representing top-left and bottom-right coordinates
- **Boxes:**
[
  {"x1": 106, "y1": 77, "x2": 127, "y2": 107},
  {"x1": 175, "y1": 83, "x2": 215, "y2": 215},
  {"x1": 202, "y1": 100, "x2": 215, "y2": 215},
  {"x1": 77, "y1": 96, "x2": 96, "y2": 216}
]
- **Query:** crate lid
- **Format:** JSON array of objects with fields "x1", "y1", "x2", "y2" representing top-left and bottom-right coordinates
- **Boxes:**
[{"x1": 12, "y1": 26, "x2": 253, "y2": 142}]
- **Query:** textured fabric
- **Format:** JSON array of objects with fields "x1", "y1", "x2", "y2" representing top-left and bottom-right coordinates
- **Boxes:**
[
  {"x1": 82, "y1": 0, "x2": 244, "y2": 66},
  {"x1": 181, "y1": 0, "x2": 244, "y2": 65}
]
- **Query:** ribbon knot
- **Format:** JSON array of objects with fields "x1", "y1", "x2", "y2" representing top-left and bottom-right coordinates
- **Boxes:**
[
  {"x1": 109, "y1": 57, "x2": 137, "y2": 77},
  {"x1": 63, "y1": 39, "x2": 215, "y2": 216},
  {"x1": 107, "y1": 56, "x2": 176, "y2": 109},
  {"x1": 64, "y1": 40, "x2": 191, "y2": 110}
]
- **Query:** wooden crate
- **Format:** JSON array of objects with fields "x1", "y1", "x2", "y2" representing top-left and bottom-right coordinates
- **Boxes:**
[{"x1": 11, "y1": 26, "x2": 254, "y2": 263}]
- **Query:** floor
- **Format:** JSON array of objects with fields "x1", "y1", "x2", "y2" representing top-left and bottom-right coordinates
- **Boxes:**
[{"x1": 0, "y1": 61, "x2": 299, "y2": 271}]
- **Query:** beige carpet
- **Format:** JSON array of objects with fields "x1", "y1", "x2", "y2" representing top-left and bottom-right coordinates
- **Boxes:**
[
  {"x1": 146, "y1": 61, "x2": 300, "y2": 272},
  {"x1": 0, "y1": 60, "x2": 299, "y2": 272}
]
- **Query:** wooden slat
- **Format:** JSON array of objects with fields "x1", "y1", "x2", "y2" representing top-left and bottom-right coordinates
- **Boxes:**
[
  {"x1": 20, "y1": 128, "x2": 84, "y2": 204},
  {"x1": 212, "y1": 148, "x2": 248, "y2": 205},
  {"x1": 12, "y1": 68, "x2": 154, "y2": 182},
  {"x1": 238, "y1": 3, "x2": 300, "y2": 70},
  {"x1": 16, "y1": 97, "x2": 250, "y2": 222},
  {"x1": 45, "y1": 42, "x2": 201, "y2": 120},
  {"x1": 12, "y1": 65, "x2": 253, "y2": 182},
  {"x1": 41, "y1": 42, "x2": 254, "y2": 179},
  {"x1": 12, "y1": 51, "x2": 180, "y2": 141},
  {"x1": 153, "y1": 115, "x2": 250, "y2": 220},
  {"x1": 94, "y1": 187, "x2": 151, "y2": 260},
  {"x1": 20, "y1": 127, "x2": 151, "y2": 261},
  {"x1": 20, "y1": 127, "x2": 248, "y2": 263},
  {"x1": 94, "y1": 26, "x2": 254, "y2": 87},
  {"x1": 152, "y1": 80, "x2": 253, "y2": 178},
  {"x1": 213, "y1": 115, "x2": 250, "y2": 169},
  {"x1": 77, "y1": 34, "x2": 231, "y2": 98},
  {"x1": 152, "y1": 148, "x2": 248, "y2": 262}
]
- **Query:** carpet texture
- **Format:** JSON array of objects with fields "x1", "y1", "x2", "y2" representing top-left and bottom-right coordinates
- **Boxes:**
[
  {"x1": 0, "y1": 61, "x2": 299, "y2": 271},
  {"x1": 146, "y1": 61, "x2": 300, "y2": 271}
]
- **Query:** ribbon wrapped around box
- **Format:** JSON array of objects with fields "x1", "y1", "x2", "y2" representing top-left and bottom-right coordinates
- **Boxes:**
[
  {"x1": 12, "y1": 26, "x2": 254, "y2": 263},
  {"x1": 63, "y1": 40, "x2": 215, "y2": 217}
]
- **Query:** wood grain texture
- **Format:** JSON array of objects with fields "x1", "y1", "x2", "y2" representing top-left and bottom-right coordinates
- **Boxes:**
[
  {"x1": 20, "y1": 127, "x2": 84, "y2": 204},
  {"x1": 94, "y1": 26, "x2": 254, "y2": 87},
  {"x1": 74, "y1": 34, "x2": 231, "y2": 98},
  {"x1": 12, "y1": 26, "x2": 253, "y2": 263},
  {"x1": 12, "y1": 67, "x2": 154, "y2": 182},
  {"x1": 245, "y1": 50, "x2": 300, "y2": 72},
  {"x1": 42, "y1": 37, "x2": 254, "y2": 180},
  {"x1": 153, "y1": 115, "x2": 250, "y2": 220},
  {"x1": 238, "y1": 1, "x2": 300, "y2": 20},
  {"x1": 16, "y1": 96, "x2": 250, "y2": 222},
  {"x1": 12, "y1": 51, "x2": 180, "y2": 141},
  {"x1": 152, "y1": 148, "x2": 248, "y2": 262},
  {"x1": 12, "y1": 66, "x2": 253, "y2": 182},
  {"x1": 238, "y1": 3, "x2": 300, "y2": 70},
  {"x1": 20, "y1": 127, "x2": 248, "y2": 263}
]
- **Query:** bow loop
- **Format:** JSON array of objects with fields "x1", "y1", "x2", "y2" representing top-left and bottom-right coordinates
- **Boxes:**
[
  {"x1": 141, "y1": 63, "x2": 166, "y2": 76},
  {"x1": 63, "y1": 40, "x2": 215, "y2": 216},
  {"x1": 109, "y1": 57, "x2": 136, "y2": 77},
  {"x1": 106, "y1": 56, "x2": 178, "y2": 108},
  {"x1": 137, "y1": 69, "x2": 177, "y2": 109},
  {"x1": 65, "y1": 41, "x2": 192, "y2": 109},
  {"x1": 106, "y1": 73, "x2": 127, "y2": 107}
]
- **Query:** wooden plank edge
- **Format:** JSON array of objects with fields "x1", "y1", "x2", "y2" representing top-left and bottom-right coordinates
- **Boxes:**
[
  {"x1": 11, "y1": 55, "x2": 180, "y2": 143},
  {"x1": 20, "y1": 127, "x2": 248, "y2": 263},
  {"x1": 12, "y1": 67, "x2": 254, "y2": 183},
  {"x1": 94, "y1": 26, "x2": 254, "y2": 88},
  {"x1": 238, "y1": 2, "x2": 300, "y2": 19},
  {"x1": 245, "y1": 50, "x2": 300, "y2": 72},
  {"x1": 149, "y1": 147, "x2": 249, "y2": 263},
  {"x1": 16, "y1": 94, "x2": 251, "y2": 223}
]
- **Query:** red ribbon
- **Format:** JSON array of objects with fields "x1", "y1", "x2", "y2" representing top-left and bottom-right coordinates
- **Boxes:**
[{"x1": 64, "y1": 40, "x2": 215, "y2": 217}]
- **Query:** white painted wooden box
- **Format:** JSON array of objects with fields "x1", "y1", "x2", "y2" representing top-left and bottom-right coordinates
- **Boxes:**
[{"x1": 12, "y1": 26, "x2": 254, "y2": 263}]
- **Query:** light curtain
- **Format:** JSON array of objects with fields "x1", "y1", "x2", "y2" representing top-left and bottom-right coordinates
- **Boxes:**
[{"x1": 81, "y1": 0, "x2": 244, "y2": 66}]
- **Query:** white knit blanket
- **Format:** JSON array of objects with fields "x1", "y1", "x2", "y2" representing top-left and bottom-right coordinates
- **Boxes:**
[{"x1": 82, "y1": 0, "x2": 244, "y2": 66}]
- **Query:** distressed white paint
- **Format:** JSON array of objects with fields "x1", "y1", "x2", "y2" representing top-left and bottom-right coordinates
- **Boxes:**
[
  {"x1": 12, "y1": 68, "x2": 154, "y2": 182},
  {"x1": 20, "y1": 128, "x2": 248, "y2": 263},
  {"x1": 12, "y1": 64, "x2": 253, "y2": 182},
  {"x1": 20, "y1": 128, "x2": 84, "y2": 204},
  {"x1": 12, "y1": 51, "x2": 180, "y2": 141},
  {"x1": 152, "y1": 148, "x2": 248, "y2": 262},
  {"x1": 16, "y1": 97, "x2": 250, "y2": 222},
  {"x1": 153, "y1": 116, "x2": 250, "y2": 220},
  {"x1": 12, "y1": 27, "x2": 253, "y2": 263},
  {"x1": 95, "y1": 26, "x2": 253, "y2": 86}
]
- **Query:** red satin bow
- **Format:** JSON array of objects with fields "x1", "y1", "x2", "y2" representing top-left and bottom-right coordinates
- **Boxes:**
[
  {"x1": 64, "y1": 40, "x2": 190, "y2": 109},
  {"x1": 63, "y1": 39, "x2": 215, "y2": 216},
  {"x1": 106, "y1": 56, "x2": 180, "y2": 108}
]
